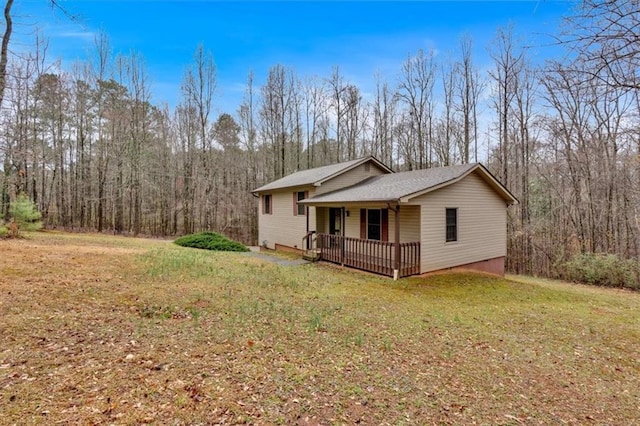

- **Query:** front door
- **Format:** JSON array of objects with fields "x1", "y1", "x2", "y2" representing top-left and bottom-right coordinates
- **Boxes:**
[{"x1": 329, "y1": 208, "x2": 342, "y2": 235}]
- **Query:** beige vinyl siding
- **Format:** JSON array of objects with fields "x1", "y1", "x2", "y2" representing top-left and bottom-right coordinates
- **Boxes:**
[
  {"x1": 339, "y1": 205, "x2": 420, "y2": 242},
  {"x1": 394, "y1": 205, "x2": 421, "y2": 242},
  {"x1": 315, "y1": 162, "x2": 387, "y2": 195},
  {"x1": 258, "y1": 187, "x2": 316, "y2": 250},
  {"x1": 344, "y1": 210, "x2": 360, "y2": 237},
  {"x1": 415, "y1": 171, "x2": 507, "y2": 272},
  {"x1": 316, "y1": 207, "x2": 327, "y2": 235}
]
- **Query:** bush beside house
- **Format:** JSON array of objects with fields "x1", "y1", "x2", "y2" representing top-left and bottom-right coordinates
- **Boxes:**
[{"x1": 174, "y1": 232, "x2": 249, "y2": 252}]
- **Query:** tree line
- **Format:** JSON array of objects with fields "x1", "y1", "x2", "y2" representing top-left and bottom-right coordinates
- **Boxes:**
[{"x1": 1, "y1": 0, "x2": 638, "y2": 279}]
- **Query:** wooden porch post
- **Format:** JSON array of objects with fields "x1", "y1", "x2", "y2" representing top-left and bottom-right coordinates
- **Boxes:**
[
  {"x1": 341, "y1": 207, "x2": 346, "y2": 265},
  {"x1": 394, "y1": 204, "x2": 400, "y2": 280}
]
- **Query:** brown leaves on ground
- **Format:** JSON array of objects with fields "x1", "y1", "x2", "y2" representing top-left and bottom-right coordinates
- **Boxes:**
[{"x1": 1, "y1": 233, "x2": 639, "y2": 424}]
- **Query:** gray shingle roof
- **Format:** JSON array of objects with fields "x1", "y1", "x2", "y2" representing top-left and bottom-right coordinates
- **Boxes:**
[
  {"x1": 252, "y1": 156, "x2": 388, "y2": 192},
  {"x1": 300, "y1": 163, "x2": 512, "y2": 204}
]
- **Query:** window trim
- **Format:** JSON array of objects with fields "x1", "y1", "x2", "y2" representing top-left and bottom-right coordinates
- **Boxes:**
[
  {"x1": 262, "y1": 194, "x2": 272, "y2": 215},
  {"x1": 445, "y1": 208, "x2": 458, "y2": 242}
]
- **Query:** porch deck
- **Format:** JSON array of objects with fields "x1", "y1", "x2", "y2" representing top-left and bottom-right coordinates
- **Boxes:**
[{"x1": 316, "y1": 233, "x2": 420, "y2": 278}]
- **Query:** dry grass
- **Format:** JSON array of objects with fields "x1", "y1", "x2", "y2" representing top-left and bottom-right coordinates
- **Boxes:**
[{"x1": 1, "y1": 232, "x2": 639, "y2": 424}]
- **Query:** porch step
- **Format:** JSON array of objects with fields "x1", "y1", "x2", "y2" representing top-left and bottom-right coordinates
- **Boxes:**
[{"x1": 303, "y1": 249, "x2": 321, "y2": 262}]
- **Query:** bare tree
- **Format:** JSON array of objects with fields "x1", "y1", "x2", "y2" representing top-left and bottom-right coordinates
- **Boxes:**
[
  {"x1": 238, "y1": 70, "x2": 258, "y2": 183},
  {"x1": 562, "y1": 0, "x2": 640, "y2": 91},
  {"x1": 181, "y1": 44, "x2": 216, "y2": 229},
  {"x1": 327, "y1": 66, "x2": 347, "y2": 163},
  {"x1": 238, "y1": 71, "x2": 263, "y2": 244},
  {"x1": 436, "y1": 56, "x2": 458, "y2": 166},
  {"x1": 174, "y1": 103, "x2": 197, "y2": 235},
  {"x1": 397, "y1": 49, "x2": 436, "y2": 169},
  {"x1": 302, "y1": 76, "x2": 327, "y2": 168},
  {"x1": 260, "y1": 64, "x2": 295, "y2": 179},
  {"x1": 371, "y1": 74, "x2": 397, "y2": 167},
  {"x1": 213, "y1": 113, "x2": 245, "y2": 239},
  {"x1": 0, "y1": 0, "x2": 14, "y2": 109},
  {"x1": 488, "y1": 26, "x2": 524, "y2": 187},
  {"x1": 538, "y1": 57, "x2": 639, "y2": 272},
  {"x1": 69, "y1": 63, "x2": 94, "y2": 230},
  {"x1": 91, "y1": 32, "x2": 112, "y2": 233},
  {"x1": 455, "y1": 35, "x2": 483, "y2": 163},
  {"x1": 123, "y1": 51, "x2": 151, "y2": 235},
  {"x1": 1, "y1": 39, "x2": 47, "y2": 218},
  {"x1": 342, "y1": 84, "x2": 364, "y2": 160}
]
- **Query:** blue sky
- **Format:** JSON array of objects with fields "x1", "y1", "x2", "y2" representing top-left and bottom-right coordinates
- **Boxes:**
[{"x1": 13, "y1": 1, "x2": 575, "y2": 112}]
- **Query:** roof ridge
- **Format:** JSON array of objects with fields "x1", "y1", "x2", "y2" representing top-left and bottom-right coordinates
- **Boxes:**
[{"x1": 252, "y1": 155, "x2": 390, "y2": 193}]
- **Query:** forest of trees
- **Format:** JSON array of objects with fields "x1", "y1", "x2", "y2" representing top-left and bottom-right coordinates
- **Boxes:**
[{"x1": 1, "y1": 0, "x2": 639, "y2": 279}]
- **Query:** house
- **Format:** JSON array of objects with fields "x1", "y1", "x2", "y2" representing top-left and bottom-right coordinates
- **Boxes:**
[{"x1": 252, "y1": 156, "x2": 517, "y2": 279}]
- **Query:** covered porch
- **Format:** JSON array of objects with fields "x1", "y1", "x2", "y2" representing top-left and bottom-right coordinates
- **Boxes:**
[
  {"x1": 303, "y1": 203, "x2": 421, "y2": 279},
  {"x1": 316, "y1": 233, "x2": 420, "y2": 278}
]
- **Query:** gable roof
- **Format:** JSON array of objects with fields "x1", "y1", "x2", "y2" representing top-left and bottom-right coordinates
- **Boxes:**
[
  {"x1": 300, "y1": 163, "x2": 517, "y2": 205},
  {"x1": 252, "y1": 156, "x2": 392, "y2": 193}
]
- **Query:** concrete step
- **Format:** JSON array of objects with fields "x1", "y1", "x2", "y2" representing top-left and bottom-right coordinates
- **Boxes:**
[{"x1": 302, "y1": 250, "x2": 321, "y2": 262}]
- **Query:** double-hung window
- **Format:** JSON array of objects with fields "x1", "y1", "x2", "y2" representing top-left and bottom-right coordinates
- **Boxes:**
[
  {"x1": 360, "y1": 208, "x2": 388, "y2": 241},
  {"x1": 262, "y1": 194, "x2": 272, "y2": 215},
  {"x1": 367, "y1": 209, "x2": 381, "y2": 241},
  {"x1": 446, "y1": 208, "x2": 458, "y2": 242},
  {"x1": 294, "y1": 191, "x2": 307, "y2": 216}
]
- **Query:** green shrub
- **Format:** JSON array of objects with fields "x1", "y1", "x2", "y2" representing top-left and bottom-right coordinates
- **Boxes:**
[
  {"x1": 174, "y1": 232, "x2": 249, "y2": 252},
  {"x1": 562, "y1": 253, "x2": 640, "y2": 290},
  {"x1": 1, "y1": 193, "x2": 43, "y2": 238},
  {"x1": 10, "y1": 193, "x2": 43, "y2": 231}
]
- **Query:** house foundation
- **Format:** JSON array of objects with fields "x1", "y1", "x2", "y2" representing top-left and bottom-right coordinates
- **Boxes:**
[{"x1": 422, "y1": 256, "x2": 505, "y2": 277}]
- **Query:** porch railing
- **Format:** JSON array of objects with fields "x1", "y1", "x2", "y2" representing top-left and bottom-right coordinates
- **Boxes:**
[{"x1": 316, "y1": 233, "x2": 420, "y2": 278}]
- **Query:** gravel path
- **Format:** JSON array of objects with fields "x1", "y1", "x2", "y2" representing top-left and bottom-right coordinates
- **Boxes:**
[{"x1": 242, "y1": 250, "x2": 310, "y2": 266}]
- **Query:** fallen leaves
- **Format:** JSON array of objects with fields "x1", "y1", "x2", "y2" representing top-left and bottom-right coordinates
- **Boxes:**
[{"x1": 1, "y1": 233, "x2": 639, "y2": 424}]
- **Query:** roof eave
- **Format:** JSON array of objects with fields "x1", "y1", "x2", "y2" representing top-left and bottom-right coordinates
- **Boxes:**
[
  {"x1": 300, "y1": 198, "x2": 399, "y2": 206},
  {"x1": 252, "y1": 182, "x2": 315, "y2": 194},
  {"x1": 474, "y1": 164, "x2": 518, "y2": 204},
  {"x1": 400, "y1": 164, "x2": 518, "y2": 204}
]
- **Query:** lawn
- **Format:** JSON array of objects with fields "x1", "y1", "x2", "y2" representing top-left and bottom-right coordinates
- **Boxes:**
[{"x1": 1, "y1": 232, "x2": 639, "y2": 424}]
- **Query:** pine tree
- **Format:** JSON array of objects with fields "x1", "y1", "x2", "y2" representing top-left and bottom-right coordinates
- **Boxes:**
[{"x1": 5, "y1": 193, "x2": 43, "y2": 237}]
